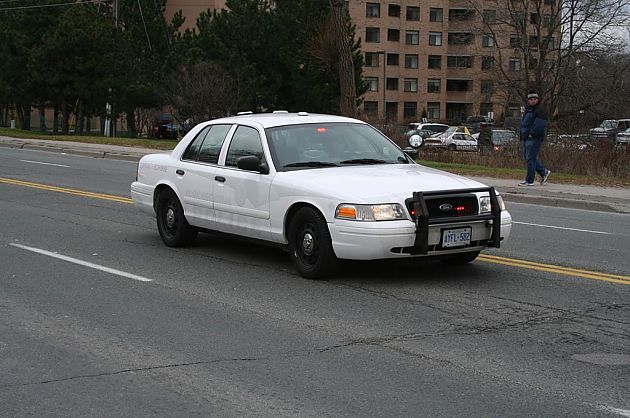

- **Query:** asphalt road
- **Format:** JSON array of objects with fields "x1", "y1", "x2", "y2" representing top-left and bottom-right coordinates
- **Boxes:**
[{"x1": 1, "y1": 148, "x2": 629, "y2": 417}]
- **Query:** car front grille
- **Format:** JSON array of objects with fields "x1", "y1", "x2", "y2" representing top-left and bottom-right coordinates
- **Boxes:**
[{"x1": 406, "y1": 194, "x2": 478, "y2": 220}]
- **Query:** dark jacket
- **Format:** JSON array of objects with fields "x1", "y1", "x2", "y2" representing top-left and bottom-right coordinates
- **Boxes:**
[{"x1": 520, "y1": 103, "x2": 548, "y2": 141}]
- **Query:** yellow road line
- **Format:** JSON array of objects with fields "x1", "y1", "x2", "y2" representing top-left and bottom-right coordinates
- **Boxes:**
[
  {"x1": 479, "y1": 254, "x2": 630, "y2": 285},
  {"x1": 0, "y1": 177, "x2": 133, "y2": 204},
  {"x1": 3, "y1": 176, "x2": 629, "y2": 286}
]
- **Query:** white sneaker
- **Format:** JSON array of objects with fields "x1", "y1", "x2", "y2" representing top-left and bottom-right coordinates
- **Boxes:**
[
  {"x1": 518, "y1": 181, "x2": 535, "y2": 186},
  {"x1": 540, "y1": 170, "x2": 551, "y2": 185}
]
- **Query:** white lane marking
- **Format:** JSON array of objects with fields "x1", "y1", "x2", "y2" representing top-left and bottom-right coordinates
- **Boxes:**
[
  {"x1": 600, "y1": 406, "x2": 630, "y2": 417},
  {"x1": 20, "y1": 159, "x2": 70, "y2": 168},
  {"x1": 10, "y1": 243, "x2": 152, "y2": 282},
  {"x1": 512, "y1": 221, "x2": 611, "y2": 235}
]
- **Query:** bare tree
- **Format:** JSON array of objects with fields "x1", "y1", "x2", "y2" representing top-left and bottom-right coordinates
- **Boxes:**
[
  {"x1": 163, "y1": 62, "x2": 252, "y2": 123},
  {"x1": 330, "y1": 0, "x2": 357, "y2": 117},
  {"x1": 468, "y1": 0, "x2": 630, "y2": 122}
]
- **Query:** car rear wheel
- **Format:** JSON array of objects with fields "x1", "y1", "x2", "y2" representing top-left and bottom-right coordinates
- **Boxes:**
[
  {"x1": 448, "y1": 144, "x2": 457, "y2": 151},
  {"x1": 156, "y1": 189, "x2": 197, "y2": 247},
  {"x1": 288, "y1": 207, "x2": 338, "y2": 279}
]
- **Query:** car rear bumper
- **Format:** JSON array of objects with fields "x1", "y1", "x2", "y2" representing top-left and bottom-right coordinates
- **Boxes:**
[{"x1": 131, "y1": 182, "x2": 155, "y2": 215}]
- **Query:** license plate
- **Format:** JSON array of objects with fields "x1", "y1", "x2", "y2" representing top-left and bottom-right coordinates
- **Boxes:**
[{"x1": 441, "y1": 227, "x2": 472, "y2": 248}]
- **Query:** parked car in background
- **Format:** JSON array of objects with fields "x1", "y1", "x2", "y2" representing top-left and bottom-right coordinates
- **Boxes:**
[
  {"x1": 465, "y1": 115, "x2": 494, "y2": 133},
  {"x1": 473, "y1": 128, "x2": 518, "y2": 152},
  {"x1": 131, "y1": 112, "x2": 511, "y2": 279},
  {"x1": 152, "y1": 122, "x2": 179, "y2": 139},
  {"x1": 616, "y1": 127, "x2": 630, "y2": 146},
  {"x1": 421, "y1": 126, "x2": 478, "y2": 151},
  {"x1": 589, "y1": 119, "x2": 630, "y2": 141},
  {"x1": 404, "y1": 123, "x2": 450, "y2": 148}
]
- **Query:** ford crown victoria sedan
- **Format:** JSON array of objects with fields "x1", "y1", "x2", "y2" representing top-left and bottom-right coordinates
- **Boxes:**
[{"x1": 131, "y1": 112, "x2": 512, "y2": 279}]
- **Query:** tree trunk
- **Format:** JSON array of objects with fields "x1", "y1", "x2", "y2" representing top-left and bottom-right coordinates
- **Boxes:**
[
  {"x1": 76, "y1": 101, "x2": 84, "y2": 135},
  {"x1": 38, "y1": 102, "x2": 46, "y2": 132},
  {"x1": 126, "y1": 109, "x2": 137, "y2": 138},
  {"x1": 330, "y1": 0, "x2": 357, "y2": 118},
  {"x1": 61, "y1": 100, "x2": 69, "y2": 134}
]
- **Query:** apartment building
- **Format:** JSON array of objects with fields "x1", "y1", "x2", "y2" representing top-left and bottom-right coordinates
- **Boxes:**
[{"x1": 167, "y1": 0, "x2": 555, "y2": 124}]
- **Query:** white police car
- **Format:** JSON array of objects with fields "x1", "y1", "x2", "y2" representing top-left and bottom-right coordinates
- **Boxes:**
[{"x1": 131, "y1": 112, "x2": 511, "y2": 278}]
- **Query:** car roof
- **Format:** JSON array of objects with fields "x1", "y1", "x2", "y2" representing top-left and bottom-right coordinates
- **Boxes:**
[{"x1": 206, "y1": 112, "x2": 365, "y2": 129}]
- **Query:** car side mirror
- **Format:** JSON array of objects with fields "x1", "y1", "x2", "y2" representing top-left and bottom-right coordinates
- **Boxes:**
[
  {"x1": 402, "y1": 147, "x2": 418, "y2": 158},
  {"x1": 237, "y1": 155, "x2": 269, "y2": 174}
]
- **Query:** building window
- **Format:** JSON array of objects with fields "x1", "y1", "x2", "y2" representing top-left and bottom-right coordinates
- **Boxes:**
[
  {"x1": 482, "y1": 34, "x2": 495, "y2": 47},
  {"x1": 405, "y1": 54, "x2": 419, "y2": 69},
  {"x1": 483, "y1": 10, "x2": 496, "y2": 24},
  {"x1": 447, "y1": 55, "x2": 473, "y2": 68},
  {"x1": 387, "y1": 53, "x2": 399, "y2": 66},
  {"x1": 430, "y1": 8, "x2": 443, "y2": 22},
  {"x1": 388, "y1": 4, "x2": 401, "y2": 17},
  {"x1": 388, "y1": 28, "x2": 400, "y2": 42},
  {"x1": 511, "y1": 12, "x2": 525, "y2": 27},
  {"x1": 404, "y1": 78, "x2": 418, "y2": 92},
  {"x1": 427, "y1": 102, "x2": 440, "y2": 119},
  {"x1": 366, "y1": 27, "x2": 380, "y2": 43},
  {"x1": 480, "y1": 80, "x2": 495, "y2": 94},
  {"x1": 366, "y1": 3, "x2": 380, "y2": 17},
  {"x1": 404, "y1": 102, "x2": 418, "y2": 119},
  {"x1": 480, "y1": 103, "x2": 493, "y2": 116},
  {"x1": 427, "y1": 79, "x2": 441, "y2": 93},
  {"x1": 543, "y1": 60, "x2": 555, "y2": 70},
  {"x1": 509, "y1": 35, "x2": 521, "y2": 48},
  {"x1": 406, "y1": 6, "x2": 420, "y2": 21},
  {"x1": 530, "y1": 13, "x2": 540, "y2": 24},
  {"x1": 386, "y1": 77, "x2": 398, "y2": 90},
  {"x1": 365, "y1": 77, "x2": 379, "y2": 92},
  {"x1": 509, "y1": 58, "x2": 522, "y2": 71},
  {"x1": 429, "y1": 32, "x2": 442, "y2": 46},
  {"x1": 428, "y1": 55, "x2": 442, "y2": 69},
  {"x1": 363, "y1": 101, "x2": 378, "y2": 115},
  {"x1": 542, "y1": 36, "x2": 555, "y2": 49},
  {"x1": 529, "y1": 57, "x2": 539, "y2": 69},
  {"x1": 405, "y1": 30, "x2": 419, "y2": 45},
  {"x1": 481, "y1": 56, "x2": 494, "y2": 70},
  {"x1": 364, "y1": 52, "x2": 380, "y2": 67},
  {"x1": 543, "y1": 14, "x2": 553, "y2": 28},
  {"x1": 449, "y1": 9, "x2": 475, "y2": 21},
  {"x1": 529, "y1": 35, "x2": 539, "y2": 48},
  {"x1": 446, "y1": 79, "x2": 471, "y2": 92},
  {"x1": 448, "y1": 32, "x2": 474, "y2": 45}
]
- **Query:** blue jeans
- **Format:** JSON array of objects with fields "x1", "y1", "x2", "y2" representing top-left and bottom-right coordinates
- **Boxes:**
[{"x1": 522, "y1": 139, "x2": 546, "y2": 183}]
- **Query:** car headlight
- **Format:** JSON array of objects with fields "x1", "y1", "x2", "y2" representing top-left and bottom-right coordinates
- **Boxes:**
[
  {"x1": 335, "y1": 203, "x2": 407, "y2": 221},
  {"x1": 479, "y1": 194, "x2": 506, "y2": 213}
]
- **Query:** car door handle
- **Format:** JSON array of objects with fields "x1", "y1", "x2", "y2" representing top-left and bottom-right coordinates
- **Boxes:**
[
  {"x1": 215, "y1": 176, "x2": 226, "y2": 183},
  {"x1": 176, "y1": 169, "x2": 185, "y2": 176}
]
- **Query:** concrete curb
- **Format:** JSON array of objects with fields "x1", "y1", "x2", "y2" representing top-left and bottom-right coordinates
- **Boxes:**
[{"x1": 501, "y1": 192, "x2": 628, "y2": 213}]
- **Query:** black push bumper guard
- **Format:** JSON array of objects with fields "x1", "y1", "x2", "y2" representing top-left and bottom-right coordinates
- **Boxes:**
[{"x1": 404, "y1": 187, "x2": 501, "y2": 255}]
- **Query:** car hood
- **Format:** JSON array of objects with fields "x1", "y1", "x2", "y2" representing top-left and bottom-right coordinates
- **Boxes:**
[{"x1": 274, "y1": 164, "x2": 488, "y2": 203}]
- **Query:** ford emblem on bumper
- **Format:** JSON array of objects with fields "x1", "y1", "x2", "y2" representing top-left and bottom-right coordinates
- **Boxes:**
[{"x1": 439, "y1": 203, "x2": 453, "y2": 212}]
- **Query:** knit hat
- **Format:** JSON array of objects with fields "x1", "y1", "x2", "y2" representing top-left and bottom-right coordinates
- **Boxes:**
[{"x1": 527, "y1": 92, "x2": 539, "y2": 99}]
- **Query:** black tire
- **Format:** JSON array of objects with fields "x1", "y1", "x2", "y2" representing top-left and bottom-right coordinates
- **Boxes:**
[
  {"x1": 441, "y1": 251, "x2": 480, "y2": 264},
  {"x1": 288, "y1": 207, "x2": 338, "y2": 279},
  {"x1": 156, "y1": 188, "x2": 197, "y2": 247},
  {"x1": 448, "y1": 143, "x2": 457, "y2": 151}
]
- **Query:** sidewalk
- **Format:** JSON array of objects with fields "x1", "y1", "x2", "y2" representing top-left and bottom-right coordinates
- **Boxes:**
[{"x1": 2, "y1": 135, "x2": 630, "y2": 214}]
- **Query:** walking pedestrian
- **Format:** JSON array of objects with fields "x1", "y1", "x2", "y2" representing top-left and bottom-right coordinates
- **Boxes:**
[{"x1": 518, "y1": 91, "x2": 551, "y2": 186}]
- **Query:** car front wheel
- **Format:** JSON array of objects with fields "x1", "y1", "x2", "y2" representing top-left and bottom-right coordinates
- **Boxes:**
[
  {"x1": 288, "y1": 207, "x2": 338, "y2": 279},
  {"x1": 156, "y1": 189, "x2": 197, "y2": 247}
]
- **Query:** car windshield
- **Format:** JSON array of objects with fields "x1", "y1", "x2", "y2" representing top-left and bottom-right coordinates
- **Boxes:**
[
  {"x1": 601, "y1": 120, "x2": 617, "y2": 129},
  {"x1": 266, "y1": 123, "x2": 409, "y2": 171}
]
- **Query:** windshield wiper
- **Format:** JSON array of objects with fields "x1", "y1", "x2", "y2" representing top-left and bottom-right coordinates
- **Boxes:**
[
  {"x1": 284, "y1": 161, "x2": 339, "y2": 168},
  {"x1": 340, "y1": 158, "x2": 388, "y2": 165}
]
